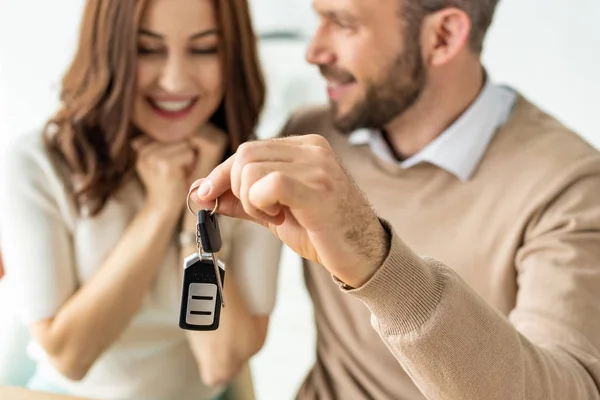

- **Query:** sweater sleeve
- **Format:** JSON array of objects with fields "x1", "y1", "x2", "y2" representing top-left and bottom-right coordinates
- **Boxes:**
[
  {"x1": 0, "y1": 134, "x2": 78, "y2": 325},
  {"x1": 341, "y1": 171, "x2": 600, "y2": 399}
]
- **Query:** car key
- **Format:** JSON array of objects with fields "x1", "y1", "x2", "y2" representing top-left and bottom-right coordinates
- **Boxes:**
[
  {"x1": 197, "y1": 209, "x2": 225, "y2": 308},
  {"x1": 179, "y1": 196, "x2": 226, "y2": 331},
  {"x1": 179, "y1": 252, "x2": 225, "y2": 331}
]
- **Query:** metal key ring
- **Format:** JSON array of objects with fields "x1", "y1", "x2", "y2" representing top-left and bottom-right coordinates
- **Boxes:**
[{"x1": 186, "y1": 182, "x2": 219, "y2": 216}]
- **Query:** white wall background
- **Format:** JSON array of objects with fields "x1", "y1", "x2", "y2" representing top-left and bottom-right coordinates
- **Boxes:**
[
  {"x1": 0, "y1": 1, "x2": 599, "y2": 399},
  {"x1": 482, "y1": 0, "x2": 600, "y2": 147}
]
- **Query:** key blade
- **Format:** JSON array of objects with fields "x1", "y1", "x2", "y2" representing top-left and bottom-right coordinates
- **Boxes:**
[{"x1": 210, "y1": 253, "x2": 225, "y2": 308}]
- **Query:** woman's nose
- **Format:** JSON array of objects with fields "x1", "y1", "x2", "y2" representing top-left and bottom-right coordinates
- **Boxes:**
[{"x1": 159, "y1": 56, "x2": 192, "y2": 93}]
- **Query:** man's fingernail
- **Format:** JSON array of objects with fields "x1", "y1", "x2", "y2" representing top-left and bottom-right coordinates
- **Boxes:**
[
  {"x1": 197, "y1": 180, "x2": 211, "y2": 197},
  {"x1": 264, "y1": 206, "x2": 279, "y2": 217}
]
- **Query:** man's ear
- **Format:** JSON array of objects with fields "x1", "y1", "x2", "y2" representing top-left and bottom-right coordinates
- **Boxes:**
[{"x1": 421, "y1": 8, "x2": 471, "y2": 67}]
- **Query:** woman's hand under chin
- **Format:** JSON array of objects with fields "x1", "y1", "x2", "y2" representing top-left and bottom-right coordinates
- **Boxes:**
[
  {"x1": 187, "y1": 124, "x2": 229, "y2": 185},
  {"x1": 132, "y1": 137, "x2": 196, "y2": 220},
  {"x1": 182, "y1": 124, "x2": 229, "y2": 229}
]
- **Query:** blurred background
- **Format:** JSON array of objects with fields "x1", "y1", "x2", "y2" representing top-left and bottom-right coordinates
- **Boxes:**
[{"x1": 0, "y1": 0, "x2": 599, "y2": 399}]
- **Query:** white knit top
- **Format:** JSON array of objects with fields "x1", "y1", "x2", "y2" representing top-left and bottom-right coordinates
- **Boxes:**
[{"x1": 0, "y1": 131, "x2": 282, "y2": 399}]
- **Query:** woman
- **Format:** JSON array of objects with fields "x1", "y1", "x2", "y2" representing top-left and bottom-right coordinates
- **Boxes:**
[{"x1": 0, "y1": 0, "x2": 281, "y2": 399}]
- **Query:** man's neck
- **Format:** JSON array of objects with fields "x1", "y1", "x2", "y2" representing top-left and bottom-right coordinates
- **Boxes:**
[{"x1": 383, "y1": 63, "x2": 485, "y2": 159}]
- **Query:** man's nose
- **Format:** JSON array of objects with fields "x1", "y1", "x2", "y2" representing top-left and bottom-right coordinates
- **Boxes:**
[{"x1": 305, "y1": 26, "x2": 336, "y2": 66}]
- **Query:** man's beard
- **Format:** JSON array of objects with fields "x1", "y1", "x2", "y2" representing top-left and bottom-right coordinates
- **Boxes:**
[{"x1": 322, "y1": 42, "x2": 426, "y2": 133}]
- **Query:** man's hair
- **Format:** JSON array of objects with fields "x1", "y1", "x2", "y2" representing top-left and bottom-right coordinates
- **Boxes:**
[{"x1": 403, "y1": 0, "x2": 500, "y2": 53}]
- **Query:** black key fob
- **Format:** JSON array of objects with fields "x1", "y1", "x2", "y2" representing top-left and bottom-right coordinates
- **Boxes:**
[
  {"x1": 179, "y1": 252, "x2": 226, "y2": 331},
  {"x1": 198, "y1": 209, "x2": 222, "y2": 253}
]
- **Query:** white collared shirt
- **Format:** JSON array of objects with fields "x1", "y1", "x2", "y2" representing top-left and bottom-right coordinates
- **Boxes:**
[{"x1": 348, "y1": 80, "x2": 518, "y2": 180}]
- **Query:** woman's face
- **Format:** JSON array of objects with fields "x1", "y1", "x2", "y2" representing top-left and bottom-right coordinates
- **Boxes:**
[{"x1": 132, "y1": 0, "x2": 224, "y2": 143}]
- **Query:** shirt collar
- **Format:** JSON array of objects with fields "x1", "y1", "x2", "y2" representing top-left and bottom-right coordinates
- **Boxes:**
[{"x1": 348, "y1": 79, "x2": 517, "y2": 181}]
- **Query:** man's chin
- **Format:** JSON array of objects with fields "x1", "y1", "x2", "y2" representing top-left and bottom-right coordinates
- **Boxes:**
[
  {"x1": 332, "y1": 114, "x2": 359, "y2": 134},
  {"x1": 329, "y1": 103, "x2": 362, "y2": 133}
]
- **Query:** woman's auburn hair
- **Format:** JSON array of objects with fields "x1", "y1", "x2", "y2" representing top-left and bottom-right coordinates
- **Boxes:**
[{"x1": 44, "y1": 0, "x2": 265, "y2": 216}]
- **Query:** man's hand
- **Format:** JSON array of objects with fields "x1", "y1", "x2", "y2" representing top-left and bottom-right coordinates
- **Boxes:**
[{"x1": 189, "y1": 135, "x2": 390, "y2": 288}]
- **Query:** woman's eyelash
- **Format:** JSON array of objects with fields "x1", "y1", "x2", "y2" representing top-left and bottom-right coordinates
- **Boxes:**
[
  {"x1": 137, "y1": 47, "x2": 159, "y2": 55},
  {"x1": 191, "y1": 48, "x2": 218, "y2": 55},
  {"x1": 137, "y1": 47, "x2": 218, "y2": 55}
]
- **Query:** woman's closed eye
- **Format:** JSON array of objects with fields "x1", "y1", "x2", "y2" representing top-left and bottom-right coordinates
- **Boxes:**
[
  {"x1": 137, "y1": 46, "x2": 218, "y2": 56},
  {"x1": 138, "y1": 46, "x2": 162, "y2": 55},
  {"x1": 190, "y1": 46, "x2": 218, "y2": 55}
]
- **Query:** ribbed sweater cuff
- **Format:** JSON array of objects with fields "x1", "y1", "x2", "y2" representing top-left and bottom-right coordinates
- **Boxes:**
[{"x1": 336, "y1": 219, "x2": 445, "y2": 335}]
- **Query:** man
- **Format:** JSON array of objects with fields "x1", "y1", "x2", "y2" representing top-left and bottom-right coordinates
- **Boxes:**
[{"x1": 192, "y1": 0, "x2": 600, "y2": 399}]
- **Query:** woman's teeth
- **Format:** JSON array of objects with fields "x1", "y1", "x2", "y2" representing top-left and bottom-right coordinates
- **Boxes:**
[{"x1": 151, "y1": 99, "x2": 194, "y2": 112}]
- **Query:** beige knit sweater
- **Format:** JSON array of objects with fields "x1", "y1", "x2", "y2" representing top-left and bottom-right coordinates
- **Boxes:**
[{"x1": 290, "y1": 94, "x2": 600, "y2": 400}]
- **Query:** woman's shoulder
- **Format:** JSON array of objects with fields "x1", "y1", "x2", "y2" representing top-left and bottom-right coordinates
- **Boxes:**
[
  {"x1": 2, "y1": 128, "x2": 71, "y2": 197},
  {"x1": 0, "y1": 128, "x2": 78, "y2": 226},
  {"x1": 3, "y1": 129, "x2": 53, "y2": 171}
]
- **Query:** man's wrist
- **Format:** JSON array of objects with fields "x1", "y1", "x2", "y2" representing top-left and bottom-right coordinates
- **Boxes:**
[
  {"x1": 336, "y1": 218, "x2": 392, "y2": 289},
  {"x1": 372, "y1": 218, "x2": 392, "y2": 268}
]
